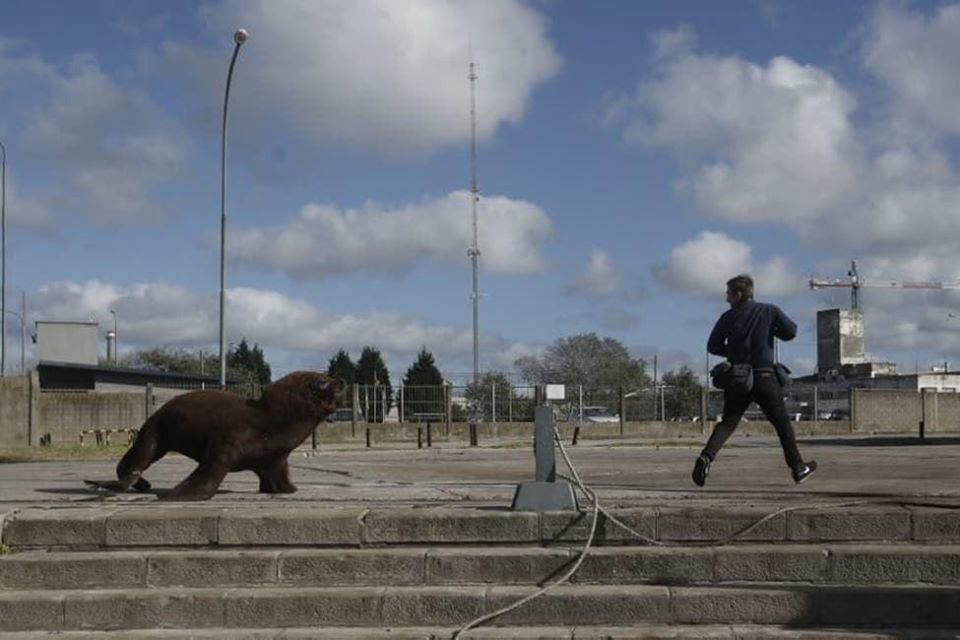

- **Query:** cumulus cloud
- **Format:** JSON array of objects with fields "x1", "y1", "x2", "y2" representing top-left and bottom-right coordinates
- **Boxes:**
[
  {"x1": 564, "y1": 250, "x2": 620, "y2": 297},
  {"x1": 615, "y1": 43, "x2": 861, "y2": 224},
  {"x1": 0, "y1": 43, "x2": 188, "y2": 225},
  {"x1": 654, "y1": 231, "x2": 803, "y2": 298},
  {"x1": 164, "y1": 0, "x2": 561, "y2": 156},
  {"x1": 610, "y1": 16, "x2": 960, "y2": 287},
  {"x1": 864, "y1": 4, "x2": 960, "y2": 134},
  {"x1": 228, "y1": 191, "x2": 554, "y2": 278},
  {"x1": 27, "y1": 279, "x2": 535, "y2": 376}
]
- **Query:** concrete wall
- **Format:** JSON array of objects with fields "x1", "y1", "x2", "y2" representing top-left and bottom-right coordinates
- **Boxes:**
[
  {"x1": 37, "y1": 392, "x2": 146, "y2": 445},
  {"x1": 851, "y1": 388, "x2": 960, "y2": 434},
  {"x1": 0, "y1": 375, "x2": 31, "y2": 447},
  {"x1": 0, "y1": 379, "x2": 200, "y2": 447}
]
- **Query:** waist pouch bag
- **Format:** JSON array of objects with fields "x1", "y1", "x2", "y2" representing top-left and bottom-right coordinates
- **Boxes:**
[
  {"x1": 774, "y1": 362, "x2": 792, "y2": 386},
  {"x1": 710, "y1": 362, "x2": 732, "y2": 390}
]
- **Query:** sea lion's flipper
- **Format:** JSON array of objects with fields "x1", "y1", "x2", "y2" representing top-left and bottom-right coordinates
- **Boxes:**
[
  {"x1": 84, "y1": 479, "x2": 128, "y2": 491},
  {"x1": 84, "y1": 473, "x2": 150, "y2": 493}
]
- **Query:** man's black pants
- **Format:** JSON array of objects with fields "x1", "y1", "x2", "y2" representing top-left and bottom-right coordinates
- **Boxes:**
[{"x1": 702, "y1": 370, "x2": 803, "y2": 470}]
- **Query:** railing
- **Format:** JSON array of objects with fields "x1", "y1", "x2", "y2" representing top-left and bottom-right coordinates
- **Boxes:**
[{"x1": 350, "y1": 382, "x2": 851, "y2": 424}]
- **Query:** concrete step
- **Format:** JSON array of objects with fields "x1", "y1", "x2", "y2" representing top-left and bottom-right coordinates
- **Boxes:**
[
  {"x1": 4, "y1": 544, "x2": 960, "y2": 590},
  {"x1": 4, "y1": 503, "x2": 960, "y2": 551},
  {"x1": 2, "y1": 625, "x2": 958, "y2": 639},
  {"x1": 4, "y1": 584, "x2": 960, "y2": 631}
]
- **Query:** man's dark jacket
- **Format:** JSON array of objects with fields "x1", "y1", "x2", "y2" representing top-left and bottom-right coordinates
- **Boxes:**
[{"x1": 707, "y1": 299, "x2": 796, "y2": 370}]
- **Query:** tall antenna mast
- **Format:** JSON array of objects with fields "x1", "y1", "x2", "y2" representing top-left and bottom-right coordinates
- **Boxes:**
[{"x1": 468, "y1": 58, "x2": 481, "y2": 387}]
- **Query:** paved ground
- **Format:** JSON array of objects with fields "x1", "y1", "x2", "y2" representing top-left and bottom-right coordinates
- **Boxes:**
[{"x1": 1, "y1": 433, "x2": 959, "y2": 508}]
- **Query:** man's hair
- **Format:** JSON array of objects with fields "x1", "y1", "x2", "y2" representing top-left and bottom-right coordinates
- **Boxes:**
[{"x1": 726, "y1": 274, "x2": 754, "y2": 300}]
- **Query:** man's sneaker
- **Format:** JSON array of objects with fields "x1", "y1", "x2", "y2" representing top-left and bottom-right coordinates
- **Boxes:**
[
  {"x1": 692, "y1": 454, "x2": 711, "y2": 487},
  {"x1": 792, "y1": 460, "x2": 818, "y2": 484}
]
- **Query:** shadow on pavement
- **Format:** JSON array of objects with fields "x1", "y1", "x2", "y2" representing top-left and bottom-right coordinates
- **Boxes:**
[{"x1": 803, "y1": 435, "x2": 960, "y2": 447}]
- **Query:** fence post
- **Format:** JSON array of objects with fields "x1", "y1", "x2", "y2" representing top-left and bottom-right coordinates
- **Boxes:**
[
  {"x1": 492, "y1": 382, "x2": 497, "y2": 424},
  {"x1": 351, "y1": 383, "x2": 359, "y2": 438},
  {"x1": 813, "y1": 384, "x2": 819, "y2": 426},
  {"x1": 619, "y1": 385, "x2": 625, "y2": 438},
  {"x1": 144, "y1": 384, "x2": 154, "y2": 422},
  {"x1": 848, "y1": 387, "x2": 856, "y2": 433},
  {"x1": 578, "y1": 383, "x2": 583, "y2": 424},
  {"x1": 700, "y1": 386, "x2": 707, "y2": 432},
  {"x1": 399, "y1": 385, "x2": 404, "y2": 423},
  {"x1": 444, "y1": 382, "x2": 452, "y2": 437},
  {"x1": 28, "y1": 369, "x2": 40, "y2": 446}
]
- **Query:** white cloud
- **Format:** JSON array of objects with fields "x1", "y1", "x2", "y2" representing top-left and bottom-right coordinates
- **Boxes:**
[
  {"x1": 165, "y1": 0, "x2": 561, "y2": 156},
  {"x1": 613, "y1": 19, "x2": 960, "y2": 290},
  {"x1": 564, "y1": 250, "x2": 620, "y2": 297},
  {"x1": 0, "y1": 43, "x2": 189, "y2": 225},
  {"x1": 617, "y1": 45, "x2": 860, "y2": 224},
  {"x1": 864, "y1": 4, "x2": 960, "y2": 134},
  {"x1": 28, "y1": 279, "x2": 535, "y2": 376},
  {"x1": 654, "y1": 231, "x2": 802, "y2": 298},
  {"x1": 228, "y1": 190, "x2": 554, "y2": 278}
]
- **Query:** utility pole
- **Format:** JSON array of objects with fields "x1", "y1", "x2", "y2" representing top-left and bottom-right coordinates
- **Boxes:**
[{"x1": 468, "y1": 59, "x2": 481, "y2": 390}]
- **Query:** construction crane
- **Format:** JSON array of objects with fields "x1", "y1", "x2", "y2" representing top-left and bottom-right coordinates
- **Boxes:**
[{"x1": 809, "y1": 260, "x2": 960, "y2": 311}]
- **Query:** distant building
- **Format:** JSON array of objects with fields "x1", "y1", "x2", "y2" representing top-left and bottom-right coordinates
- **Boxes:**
[
  {"x1": 816, "y1": 308, "x2": 896, "y2": 380},
  {"x1": 35, "y1": 321, "x2": 99, "y2": 366},
  {"x1": 37, "y1": 361, "x2": 223, "y2": 393}
]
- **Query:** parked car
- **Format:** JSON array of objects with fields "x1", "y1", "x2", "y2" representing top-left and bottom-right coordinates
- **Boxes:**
[
  {"x1": 326, "y1": 407, "x2": 355, "y2": 423},
  {"x1": 829, "y1": 408, "x2": 849, "y2": 421},
  {"x1": 570, "y1": 406, "x2": 620, "y2": 424}
]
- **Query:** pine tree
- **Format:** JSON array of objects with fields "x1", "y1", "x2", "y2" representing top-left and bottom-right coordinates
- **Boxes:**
[
  {"x1": 356, "y1": 346, "x2": 393, "y2": 421},
  {"x1": 402, "y1": 347, "x2": 443, "y2": 386},
  {"x1": 402, "y1": 347, "x2": 444, "y2": 418},
  {"x1": 326, "y1": 349, "x2": 357, "y2": 386},
  {"x1": 227, "y1": 338, "x2": 272, "y2": 386}
]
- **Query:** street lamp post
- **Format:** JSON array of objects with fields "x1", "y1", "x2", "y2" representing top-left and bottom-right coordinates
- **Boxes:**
[
  {"x1": 1, "y1": 140, "x2": 6, "y2": 378},
  {"x1": 219, "y1": 28, "x2": 248, "y2": 390}
]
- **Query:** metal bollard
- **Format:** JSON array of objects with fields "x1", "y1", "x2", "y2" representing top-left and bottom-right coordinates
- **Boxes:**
[
  {"x1": 511, "y1": 405, "x2": 577, "y2": 511},
  {"x1": 427, "y1": 422, "x2": 433, "y2": 447},
  {"x1": 365, "y1": 426, "x2": 371, "y2": 448},
  {"x1": 469, "y1": 423, "x2": 478, "y2": 447},
  {"x1": 417, "y1": 427, "x2": 423, "y2": 449},
  {"x1": 572, "y1": 426, "x2": 580, "y2": 446}
]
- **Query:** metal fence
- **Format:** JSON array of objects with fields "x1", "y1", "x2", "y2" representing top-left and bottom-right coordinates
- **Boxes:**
[{"x1": 349, "y1": 383, "x2": 851, "y2": 424}]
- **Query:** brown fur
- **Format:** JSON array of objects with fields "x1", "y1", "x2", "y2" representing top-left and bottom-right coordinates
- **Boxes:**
[{"x1": 85, "y1": 371, "x2": 341, "y2": 501}]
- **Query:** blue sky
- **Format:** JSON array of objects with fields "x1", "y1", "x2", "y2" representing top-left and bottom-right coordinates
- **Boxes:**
[{"x1": 2, "y1": 0, "x2": 960, "y2": 382}]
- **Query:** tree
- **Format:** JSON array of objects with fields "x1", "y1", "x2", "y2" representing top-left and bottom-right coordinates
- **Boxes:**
[
  {"x1": 514, "y1": 333, "x2": 651, "y2": 394},
  {"x1": 326, "y1": 349, "x2": 357, "y2": 386},
  {"x1": 402, "y1": 348, "x2": 443, "y2": 386},
  {"x1": 123, "y1": 340, "x2": 272, "y2": 388},
  {"x1": 401, "y1": 347, "x2": 445, "y2": 418},
  {"x1": 121, "y1": 347, "x2": 211, "y2": 375},
  {"x1": 661, "y1": 365, "x2": 703, "y2": 420},
  {"x1": 356, "y1": 346, "x2": 393, "y2": 421},
  {"x1": 227, "y1": 338, "x2": 272, "y2": 386}
]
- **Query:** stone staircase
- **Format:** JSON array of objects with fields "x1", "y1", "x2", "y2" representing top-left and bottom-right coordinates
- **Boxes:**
[{"x1": 2, "y1": 502, "x2": 960, "y2": 638}]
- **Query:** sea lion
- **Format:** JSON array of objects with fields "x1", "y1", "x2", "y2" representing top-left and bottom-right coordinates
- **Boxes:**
[{"x1": 85, "y1": 371, "x2": 340, "y2": 501}]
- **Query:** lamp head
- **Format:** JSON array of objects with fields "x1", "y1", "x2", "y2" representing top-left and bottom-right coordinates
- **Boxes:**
[{"x1": 234, "y1": 28, "x2": 249, "y2": 45}]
